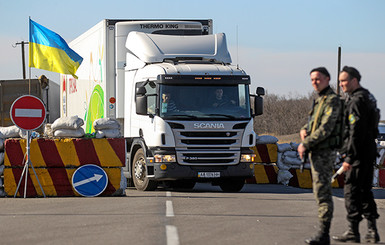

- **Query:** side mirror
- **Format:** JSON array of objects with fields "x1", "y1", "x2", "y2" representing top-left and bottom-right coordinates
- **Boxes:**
[
  {"x1": 254, "y1": 96, "x2": 263, "y2": 116},
  {"x1": 251, "y1": 87, "x2": 264, "y2": 116},
  {"x1": 136, "y1": 86, "x2": 146, "y2": 96},
  {"x1": 136, "y1": 86, "x2": 147, "y2": 115},
  {"x1": 256, "y1": 87, "x2": 265, "y2": 96}
]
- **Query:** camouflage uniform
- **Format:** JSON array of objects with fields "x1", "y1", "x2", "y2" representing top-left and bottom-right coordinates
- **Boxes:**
[{"x1": 301, "y1": 86, "x2": 343, "y2": 224}]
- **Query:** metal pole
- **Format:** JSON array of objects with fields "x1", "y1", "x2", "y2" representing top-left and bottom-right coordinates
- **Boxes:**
[
  {"x1": 21, "y1": 41, "x2": 26, "y2": 79},
  {"x1": 337, "y1": 46, "x2": 341, "y2": 95},
  {"x1": 13, "y1": 42, "x2": 28, "y2": 80}
]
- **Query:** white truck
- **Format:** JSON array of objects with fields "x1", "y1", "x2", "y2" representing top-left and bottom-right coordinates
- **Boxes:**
[{"x1": 61, "y1": 19, "x2": 264, "y2": 192}]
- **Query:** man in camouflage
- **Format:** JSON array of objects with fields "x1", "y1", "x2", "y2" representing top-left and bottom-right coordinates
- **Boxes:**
[
  {"x1": 332, "y1": 66, "x2": 380, "y2": 243},
  {"x1": 298, "y1": 67, "x2": 343, "y2": 245}
]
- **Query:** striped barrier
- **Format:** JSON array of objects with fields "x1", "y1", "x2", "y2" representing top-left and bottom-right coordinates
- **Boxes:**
[
  {"x1": 250, "y1": 144, "x2": 278, "y2": 163},
  {"x1": 4, "y1": 138, "x2": 126, "y2": 197},
  {"x1": 249, "y1": 164, "x2": 345, "y2": 188}
]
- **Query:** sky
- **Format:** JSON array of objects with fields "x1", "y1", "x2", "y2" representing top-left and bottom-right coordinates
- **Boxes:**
[{"x1": 1, "y1": 0, "x2": 385, "y2": 118}]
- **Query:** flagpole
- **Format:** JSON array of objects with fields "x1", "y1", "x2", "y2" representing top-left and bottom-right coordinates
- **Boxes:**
[{"x1": 28, "y1": 17, "x2": 31, "y2": 94}]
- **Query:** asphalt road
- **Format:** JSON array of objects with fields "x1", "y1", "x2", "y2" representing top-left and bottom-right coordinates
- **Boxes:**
[{"x1": 0, "y1": 183, "x2": 384, "y2": 245}]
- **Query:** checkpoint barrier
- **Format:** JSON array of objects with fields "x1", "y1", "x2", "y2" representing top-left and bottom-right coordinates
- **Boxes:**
[
  {"x1": 4, "y1": 138, "x2": 126, "y2": 197},
  {"x1": 249, "y1": 164, "x2": 345, "y2": 188},
  {"x1": 250, "y1": 144, "x2": 278, "y2": 163}
]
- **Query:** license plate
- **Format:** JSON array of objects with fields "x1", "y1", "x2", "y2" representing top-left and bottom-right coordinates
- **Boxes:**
[{"x1": 198, "y1": 172, "x2": 220, "y2": 178}]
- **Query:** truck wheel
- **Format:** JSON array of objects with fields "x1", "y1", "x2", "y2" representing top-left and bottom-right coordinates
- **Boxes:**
[
  {"x1": 132, "y1": 149, "x2": 157, "y2": 191},
  {"x1": 219, "y1": 178, "x2": 245, "y2": 192},
  {"x1": 171, "y1": 179, "x2": 196, "y2": 190}
]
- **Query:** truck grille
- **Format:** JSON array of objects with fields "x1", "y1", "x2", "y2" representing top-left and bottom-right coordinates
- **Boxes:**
[{"x1": 168, "y1": 121, "x2": 248, "y2": 166}]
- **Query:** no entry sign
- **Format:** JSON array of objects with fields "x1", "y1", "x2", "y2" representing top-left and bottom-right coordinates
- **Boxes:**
[{"x1": 10, "y1": 95, "x2": 46, "y2": 130}]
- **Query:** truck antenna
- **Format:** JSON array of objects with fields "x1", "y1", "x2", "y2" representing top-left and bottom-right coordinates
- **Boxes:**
[
  {"x1": 337, "y1": 46, "x2": 341, "y2": 95},
  {"x1": 236, "y1": 25, "x2": 239, "y2": 69}
]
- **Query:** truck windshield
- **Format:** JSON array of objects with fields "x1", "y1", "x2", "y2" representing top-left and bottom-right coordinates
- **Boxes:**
[{"x1": 159, "y1": 84, "x2": 251, "y2": 120}]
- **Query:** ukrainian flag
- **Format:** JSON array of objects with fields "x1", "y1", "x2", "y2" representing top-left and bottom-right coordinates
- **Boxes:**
[{"x1": 29, "y1": 19, "x2": 83, "y2": 78}]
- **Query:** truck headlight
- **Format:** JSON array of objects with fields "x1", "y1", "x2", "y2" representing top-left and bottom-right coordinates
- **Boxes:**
[
  {"x1": 240, "y1": 154, "x2": 256, "y2": 163},
  {"x1": 154, "y1": 154, "x2": 176, "y2": 163}
]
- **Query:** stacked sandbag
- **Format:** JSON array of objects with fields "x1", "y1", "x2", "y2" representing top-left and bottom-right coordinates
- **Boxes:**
[
  {"x1": 276, "y1": 141, "x2": 311, "y2": 185},
  {"x1": 51, "y1": 116, "x2": 85, "y2": 138},
  {"x1": 93, "y1": 118, "x2": 121, "y2": 138},
  {"x1": 0, "y1": 125, "x2": 24, "y2": 197}
]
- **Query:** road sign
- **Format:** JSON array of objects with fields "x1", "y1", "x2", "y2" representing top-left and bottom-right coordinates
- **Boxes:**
[
  {"x1": 10, "y1": 95, "x2": 46, "y2": 130},
  {"x1": 72, "y1": 164, "x2": 108, "y2": 197}
]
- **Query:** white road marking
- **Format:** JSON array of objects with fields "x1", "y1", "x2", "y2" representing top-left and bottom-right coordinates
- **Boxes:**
[
  {"x1": 166, "y1": 225, "x2": 180, "y2": 245},
  {"x1": 166, "y1": 200, "x2": 174, "y2": 217},
  {"x1": 166, "y1": 191, "x2": 172, "y2": 197}
]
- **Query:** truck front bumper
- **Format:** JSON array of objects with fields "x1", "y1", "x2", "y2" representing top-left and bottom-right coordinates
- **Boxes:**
[{"x1": 149, "y1": 162, "x2": 254, "y2": 181}]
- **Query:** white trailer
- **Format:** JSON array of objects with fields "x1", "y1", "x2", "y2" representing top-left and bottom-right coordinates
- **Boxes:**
[{"x1": 61, "y1": 19, "x2": 264, "y2": 192}]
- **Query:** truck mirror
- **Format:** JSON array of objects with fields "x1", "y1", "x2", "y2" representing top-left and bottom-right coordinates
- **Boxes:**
[
  {"x1": 136, "y1": 95, "x2": 148, "y2": 115},
  {"x1": 256, "y1": 87, "x2": 265, "y2": 96},
  {"x1": 136, "y1": 86, "x2": 146, "y2": 96},
  {"x1": 254, "y1": 96, "x2": 263, "y2": 116}
]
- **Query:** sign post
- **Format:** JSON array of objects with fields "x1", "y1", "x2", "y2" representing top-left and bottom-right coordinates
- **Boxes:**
[{"x1": 10, "y1": 95, "x2": 46, "y2": 198}]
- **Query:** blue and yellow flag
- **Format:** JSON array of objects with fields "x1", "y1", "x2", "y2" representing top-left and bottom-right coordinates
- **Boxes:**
[{"x1": 29, "y1": 19, "x2": 83, "y2": 78}]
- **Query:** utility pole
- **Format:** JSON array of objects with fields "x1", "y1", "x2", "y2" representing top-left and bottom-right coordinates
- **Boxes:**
[{"x1": 14, "y1": 41, "x2": 29, "y2": 79}]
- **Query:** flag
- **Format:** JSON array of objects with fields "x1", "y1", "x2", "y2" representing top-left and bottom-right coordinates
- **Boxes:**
[{"x1": 29, "y1": 19, "x2": 83, "y2": 78}]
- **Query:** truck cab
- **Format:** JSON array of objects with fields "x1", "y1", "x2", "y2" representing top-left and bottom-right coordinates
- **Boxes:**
[{"x1": 123, "y1": 32, "x2": 264, "y2": 191}]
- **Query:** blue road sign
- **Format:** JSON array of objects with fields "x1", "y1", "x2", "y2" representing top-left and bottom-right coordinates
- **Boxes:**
[{"x1": 72, "y1": 164, "x2": 108, "y2": 197}]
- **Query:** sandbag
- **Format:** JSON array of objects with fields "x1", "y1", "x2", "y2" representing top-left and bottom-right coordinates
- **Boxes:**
[
  {"x1": 276, "y1": 152, "x2": 290, "y2": 170},
  {"x1": 51, "y1": 116, "x2": 84, "y2": 131},
  {"x1": 283, "y1": 156, "x2": 302, "y2": 166},
  {"x1": 0, "y1": 138, "x2": 3, "y2": 151},
  {"x1": 93, "y1": 118, "x2": 120, "y2": 130},
  {"x1": 277, "y1": 143, "x2": 292, "y2": 152},
  {"x1": 54, "y1": 128, "x2": 85, "y2": 138},
  {"x1": 290, "y1": 142, "x2": 300, "y2": 151},
  {"x1": 0, "y1": 152, "x2": 4, "y2": 164},
  {"x1": 95, "y1": 129, "x2": 121, "y2": 138},
  {"x1": 283, "y1": 150, "x2": 298, "y2": 159},
  {"x1": 44, "y1": 124, "x2": 54, "y2": 137},
  {"x1": 0, "y1": 164, "x2": 4, "y2": 175},
  {"x1": 277, "y1": 170, "x2": 293, "y2": 186},
  {"x1": 113, "y1": 168, "x2": 127, "y2": 196},
  {"x1": 256, "y1": 135, "x2": 278, "y2": 144},
  {"x1": 0, "y1": 126, "x2": 20, "y2": 139}
]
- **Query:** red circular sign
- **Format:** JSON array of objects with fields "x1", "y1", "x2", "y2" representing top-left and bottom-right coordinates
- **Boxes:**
[{"x1": 10, "y1": 95, "x2": 46, "y2": 130}]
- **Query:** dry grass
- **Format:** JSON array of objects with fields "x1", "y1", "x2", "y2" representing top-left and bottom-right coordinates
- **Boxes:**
[{"x1": 276, "y1": 133, "x2": 301, "y2": 144}]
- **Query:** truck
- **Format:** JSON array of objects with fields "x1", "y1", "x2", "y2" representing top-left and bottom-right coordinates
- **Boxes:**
[
  {"x1": 60, "y1": 19, "x2": 264, "y2": 192},
  {"x1": 0, "y1": 76, "x2": 59, "y2": 127}
]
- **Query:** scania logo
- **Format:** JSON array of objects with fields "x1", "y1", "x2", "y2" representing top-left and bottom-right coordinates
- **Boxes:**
[{"x1": 193, "y1": 123, "x2": 225, "y2": 129}]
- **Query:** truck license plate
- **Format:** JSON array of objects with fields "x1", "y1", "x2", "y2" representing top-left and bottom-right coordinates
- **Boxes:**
[{"x1": 198, "y1": 172, "x2": 220, "y2": 178}]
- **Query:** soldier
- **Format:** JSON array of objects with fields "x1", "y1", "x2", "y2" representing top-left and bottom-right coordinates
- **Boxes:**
[
  {"x1": 298, "y1": 67, "x2": 343, "y2": 245},
  {"x1": 332, "y1": 66, "x2": 380, "y2": 243}
]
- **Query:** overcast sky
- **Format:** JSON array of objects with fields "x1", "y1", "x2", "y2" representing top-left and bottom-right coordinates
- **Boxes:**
[{"x1": 1, "y1": 0, "x2": 385, "y2": 118}]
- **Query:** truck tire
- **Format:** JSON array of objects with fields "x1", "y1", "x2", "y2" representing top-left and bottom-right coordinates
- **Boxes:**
[
  {"x1": 219, "y1": 178, "x2": 245, "y2": 192},
  {"x1": 132, "y1": 149, "x2": 157, "y2": 191}
]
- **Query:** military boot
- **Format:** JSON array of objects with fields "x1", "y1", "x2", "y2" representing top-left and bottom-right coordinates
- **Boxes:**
[
  {"x1": 305, "y1": 221, "x2": 330, "y2": 245},
  {"x1": 364, "y1": 219, "x2": 380, "y2": 243},
  {"x1": 332, "y1": 221, "x2": 360, "y2": 243}
]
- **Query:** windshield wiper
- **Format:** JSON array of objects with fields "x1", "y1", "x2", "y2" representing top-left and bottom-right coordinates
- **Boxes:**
[
  {"x1": 165, "y1": 114, "x2": 198, "y2": 119},
  {"x1": 207, "y1": 114, "x2": 236, "y2": 119}
]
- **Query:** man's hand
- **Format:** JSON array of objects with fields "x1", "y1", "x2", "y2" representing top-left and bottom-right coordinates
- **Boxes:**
[
  {"x1": 300, "y1": 129, "x2": 308, "y2": 141},
  {"x1": 298, "y1": 143, "x2": 307, "y2": 159},
  {"x1": 342, "y1": 162, "x2": 352, "y2": 171}
]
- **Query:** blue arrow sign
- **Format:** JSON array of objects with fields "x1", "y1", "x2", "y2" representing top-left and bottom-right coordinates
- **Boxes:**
[{"x1": 72, "y1": 164, "x2": 108, "y2": 197}]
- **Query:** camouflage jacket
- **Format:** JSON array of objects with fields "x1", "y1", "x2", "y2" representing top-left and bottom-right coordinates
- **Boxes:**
[{"x1": 301, "y1": 86, "x2": 342, "y2": 151}]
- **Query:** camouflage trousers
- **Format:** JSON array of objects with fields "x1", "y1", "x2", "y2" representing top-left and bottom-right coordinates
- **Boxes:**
[{"x1": 309, "y1": 149, "x2": 336, "y2": 223}]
